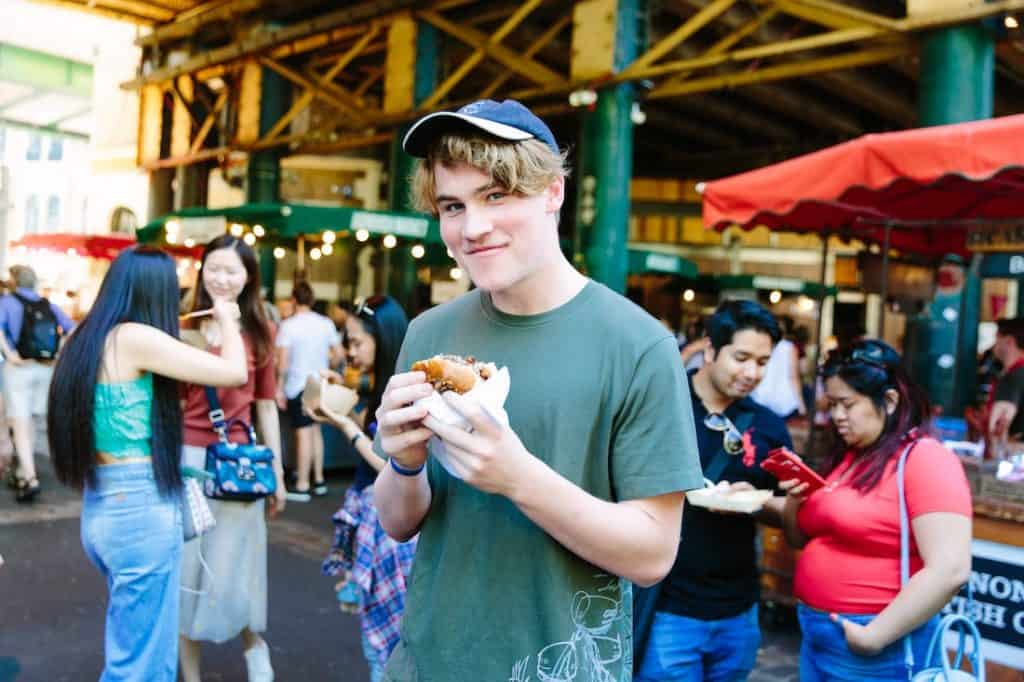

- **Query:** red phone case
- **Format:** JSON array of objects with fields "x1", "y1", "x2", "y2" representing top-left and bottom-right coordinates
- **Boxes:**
[{"x1": 761, "y1": 447, "x2": 827, "y2": 491}]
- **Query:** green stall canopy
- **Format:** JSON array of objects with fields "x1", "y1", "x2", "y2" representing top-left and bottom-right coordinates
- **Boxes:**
[
  {"x1": 137, "y1": 202, "x2": 442, "y2": 245},
  {"x1": 628, "y1": 249, "x2": 698, "y2": 278}
]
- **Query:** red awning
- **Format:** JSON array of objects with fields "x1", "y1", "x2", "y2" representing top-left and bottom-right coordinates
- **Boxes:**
[
  {"x1": 11, "y1": 233, "x2": 202, "y2": 260},
  {"x1": 701, "y1": 114, "x2": 1024, "y2": 257}
]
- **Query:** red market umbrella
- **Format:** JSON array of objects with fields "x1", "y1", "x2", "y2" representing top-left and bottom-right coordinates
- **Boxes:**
[
  {"x1": 11, "y1": 233, "x2": 203, "y2": 261},
  {"x1": 701, "y1": 114, "x2": 1024, "y2": 258}
]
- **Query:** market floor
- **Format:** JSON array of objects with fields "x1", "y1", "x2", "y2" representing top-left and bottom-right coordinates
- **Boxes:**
[{"x1": 0, "y1": 449, "x2": 799, "y2": 681}]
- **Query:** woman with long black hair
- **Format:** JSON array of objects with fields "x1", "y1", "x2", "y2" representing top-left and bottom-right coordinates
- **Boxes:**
[
  {"x1": 48, "y1": 247, "x2": 247, "y2": 681},
  {"x1": 314, "y1": 295, "x2": 415, "y2": 682},
  {"x1": 177, "y1": 235, "x2": 286, "y2": 682},
  {"x1": 781, "y1": 339, "x2": 972, "y2": 680}
]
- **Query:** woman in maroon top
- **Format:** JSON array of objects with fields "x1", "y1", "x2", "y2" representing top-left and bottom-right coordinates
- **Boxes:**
[{"x1": 178, "y1": 235, "x2": 287, "y2": 682}]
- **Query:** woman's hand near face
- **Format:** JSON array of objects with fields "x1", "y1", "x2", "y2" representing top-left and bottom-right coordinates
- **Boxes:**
[
  {"x1": 319, "y1": 368, "x2": 344, "y2": 385},
  {"x1": 212, "y1": 298, "x2": 241, "y2": 324}
]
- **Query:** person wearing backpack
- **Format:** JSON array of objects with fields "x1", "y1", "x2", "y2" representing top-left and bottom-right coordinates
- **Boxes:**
[{"x1": 0, "y1": 265, "x2": 75, "y2": 502}]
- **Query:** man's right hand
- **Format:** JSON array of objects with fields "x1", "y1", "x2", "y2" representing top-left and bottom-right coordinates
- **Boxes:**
[
  {"x1": 377, "y1": 371, "x2": 433, "y2": 470},
  {"x1": 5, "y1": 351, "x2": 25, "y2": 366}
]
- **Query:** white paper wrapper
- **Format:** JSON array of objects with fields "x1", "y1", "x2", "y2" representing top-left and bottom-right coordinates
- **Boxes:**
[{"x1": 415, "y1": 366, "x2": 511, "y2": 479}]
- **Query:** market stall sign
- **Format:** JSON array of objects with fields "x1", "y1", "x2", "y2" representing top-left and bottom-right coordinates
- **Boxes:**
[
  {"x1": 751, "y1": 275, "x2": 804, "y2": 293},
  {"x1": 981, "y1": 254, "x2": 1024, "y2": 278},
  {"x1": 350, "y1": 211, "x2": 428, "y2": 239},
  {"x1": 180, "y1": 216, "x2": 227, "y2": 243},
  {"x1": 943, "y1": 540, "x2": 1024, "y2": 670},
  {"x1": 627, "y1": 249, "x2": 698, "y2": 278},
  {"x1": 966, "y1": 223, "x2": 1024, "y2": 253}
]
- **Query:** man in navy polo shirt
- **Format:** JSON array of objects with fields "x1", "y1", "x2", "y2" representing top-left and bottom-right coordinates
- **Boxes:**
[{"x1": 636, "y1": 300, "x2": 791, "y2": 682}]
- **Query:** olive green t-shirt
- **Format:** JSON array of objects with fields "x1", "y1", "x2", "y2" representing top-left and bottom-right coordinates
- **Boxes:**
[{"x1": 381, "y1": 281, "x2": 703, "y2": 682}]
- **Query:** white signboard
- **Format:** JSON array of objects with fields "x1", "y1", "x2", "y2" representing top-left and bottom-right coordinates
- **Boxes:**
[
  {"x1": 179, "y1": 216, "x2": 227, "y2": 244},
  {"x1": 350, "y1": 211, "x2": 429, "y2": 239}
]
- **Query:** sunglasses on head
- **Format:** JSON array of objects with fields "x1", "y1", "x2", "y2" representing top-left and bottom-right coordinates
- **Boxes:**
[
  {"x1": 354, "y1": 299, "x2": 376, "y2": 317},
  {"x1": 704, "y1": 412, "x2": 744, "y2": 455}
]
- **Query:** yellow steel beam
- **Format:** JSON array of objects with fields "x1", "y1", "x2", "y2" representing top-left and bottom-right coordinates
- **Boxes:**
[
  {"x1": 384, "y1": 12, "x2": 417, "y2": 113},
  {"x1": 31, "y1": 0, "x2": 158, "y2": 24},
  {"x1": 773, "y1": 0, "x2": 897, "y2": 30},
  {"x1": 170, "y1": 75, "x2": 194, "y2": 159},
  {"x1": 479, "y1": 11, "x2": 571, "y2": 99},
  {"x1": 261, "y1": 25, "x2": 381, "y2": 143},
  {"x1": 616, "y1": 26, "x2": 893, "y2": 81},
  {"x1": 137, "y1": 84, "x2": 164, "y2": 166},
  {"x1": 419, "y1": 0, "x2": 546, "y2": 111},
  {"x1": 897, "y1": 0, "x2": 1024, "y2": 29},
  {"x1": 658, "y1": 6, "x2": 780, "y2": 89},
  {"x1": 258, "y1": 57, "x2": 371, "y2": 126},
  {"x1": 236, "y1": 60, "x2": 261, "y2": 145},
  {"x1": 189, "y1": 87, "x2": 229, "y2": 155},
  {"x1": 648, "y1": 45, "x2": 911, "y2": 99},
  {"x1": 355, "y1": 68, "x2": 384, "y2": 97},
  {"x1": 622, "y1": 0, "x2": 737, "y2": 77},
  {"x1": 417, "y1": 9, "x2": 566, "y2": 86}
]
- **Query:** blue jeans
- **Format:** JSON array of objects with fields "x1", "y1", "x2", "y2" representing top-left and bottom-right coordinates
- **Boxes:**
[
  {"x1": 636, "y1": 605, "x2": 761, "y2": 682},
  {"x1": 81, "y1": 462, "x2": 182, "y2": 682},
  {"x1": 798, "y1": 604, "x2": 939, "y2": 681}
]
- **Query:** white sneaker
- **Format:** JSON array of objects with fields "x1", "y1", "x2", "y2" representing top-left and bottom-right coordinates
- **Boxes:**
[{"x1": 244, "y1": 640, "x2": 274, "y2": 682}]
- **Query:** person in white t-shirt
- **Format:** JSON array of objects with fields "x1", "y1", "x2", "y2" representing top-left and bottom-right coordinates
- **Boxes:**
[{"x1": 276, "y1": 281, "x2": 342, "y2": 501}]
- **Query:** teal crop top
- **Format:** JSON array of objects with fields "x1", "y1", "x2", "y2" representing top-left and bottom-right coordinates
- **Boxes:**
[{"x1": 94, "y1": 373, "x2": 153, "y2": 458}]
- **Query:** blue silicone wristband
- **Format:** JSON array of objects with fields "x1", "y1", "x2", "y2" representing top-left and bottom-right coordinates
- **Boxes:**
[{"x1": 389, "y1": 458, "x2": 425, "y2": 477}]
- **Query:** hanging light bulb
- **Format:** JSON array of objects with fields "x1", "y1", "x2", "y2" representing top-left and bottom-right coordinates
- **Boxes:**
[
  {"x1": 321, "y1": 243, "x2": 334, "y2": 256},
  {"x1": 683, "y1": 289, "x2": 695, "y2": 302},
  {"x1": 411, "y1": 244, "x2": 425, "y2": 259},
  {"x1": 273, "y1": 247, "x2": 286, "y2": 260},
  {"x1": 253, "y1": 224, "x2": 266, "y2": 238},
  {"x1": 769, "y1": 290, "x2": 782, "y2": 304},
  {"x1": 183, "y1": 238, "x2": 196, "y2": 248},
  {"x1": 230, "y1": 223, "x2": 244, "y2": 237},
  {"x1": 450, "y1": 267, "x2": 463, "y2": 280},
  {"x1": 322, "y1": 231, "x2": 336, "y2": 244},
  {"x1": 355, "y1": 229, "x2": 370, "y2": 242},
  {"x1": 310, "y1": 247, "x2": 322, "y2": 261},
  {"x1": 383, "y1": 234, "x2": 397, "y2": 249}
]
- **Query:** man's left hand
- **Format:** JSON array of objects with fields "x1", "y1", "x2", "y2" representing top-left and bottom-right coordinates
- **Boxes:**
[
  {"x1": 422, "y1": 392, "x2": 534, "y2": 498},
  {"x1": 834, "y1": 614, "x2": 884, "y2": 656}
]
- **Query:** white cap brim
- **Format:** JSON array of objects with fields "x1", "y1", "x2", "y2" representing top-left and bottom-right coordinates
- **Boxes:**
[{"x1": 402, "y1": 112, "x2": 534, "y2": 157}]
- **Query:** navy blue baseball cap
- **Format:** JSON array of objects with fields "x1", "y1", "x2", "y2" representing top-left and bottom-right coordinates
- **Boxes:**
[{"x1": 402, "y1": 99, "x2": 559, "y2": 157}]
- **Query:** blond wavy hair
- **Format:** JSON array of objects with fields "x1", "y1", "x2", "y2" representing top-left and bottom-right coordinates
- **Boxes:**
[{"x1": 410, "y1": 135, "x2": 569, "y2": 216}]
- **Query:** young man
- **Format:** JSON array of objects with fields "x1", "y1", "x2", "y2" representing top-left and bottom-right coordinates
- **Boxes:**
[
  {"x1": 0, "y1": 265, "x2": 75, "y2": 502},
  {"x1": 373, "y1": 99, "x2": 703, "y2": 681},
  {"x1": 275, "y1": 280, "x2": 341, "y2": 500},
  {"x1": 988, "y1": 316, "x2": 1024, "y2": 444},
  {"x1": 635, "y1": 300, "x2": 791, "y2": 681}
]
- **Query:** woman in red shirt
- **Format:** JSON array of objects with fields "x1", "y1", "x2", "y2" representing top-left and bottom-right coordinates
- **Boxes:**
[
  {"x1": 177, "y1": 235, "x2": 288, "y2": 682},
  {"x1": 781, "y1": 339, "x2": 972, "y2": 680}
]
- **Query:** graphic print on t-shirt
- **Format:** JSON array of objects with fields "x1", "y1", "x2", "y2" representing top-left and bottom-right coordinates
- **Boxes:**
[{"x1": 509, "y1": 575, "x2": 629, "y2": 682}]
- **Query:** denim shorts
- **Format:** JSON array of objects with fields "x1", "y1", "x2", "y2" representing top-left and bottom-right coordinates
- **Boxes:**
[
  {"x1": 798, "y1": 604, "x2": 939, "y2": 681},
  {"x1": 636, "y1": 605, "x2": 761, "y2": 682},
  {"x1": 82, "y1": 462, "x2": 182, "y2": 682}
]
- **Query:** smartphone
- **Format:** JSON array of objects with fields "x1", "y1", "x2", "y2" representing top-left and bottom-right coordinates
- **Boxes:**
[{"x1": 761, "y1": 447, "x2": 827, "y2": 493}]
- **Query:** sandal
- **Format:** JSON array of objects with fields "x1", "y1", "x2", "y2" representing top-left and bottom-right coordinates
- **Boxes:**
[{"x1": 15, "y1": 477, "x2": 39, "y2": 503}]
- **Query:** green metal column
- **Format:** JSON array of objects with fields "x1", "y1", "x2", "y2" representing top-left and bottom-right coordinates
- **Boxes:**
[
  {"x1": 916, "y1": 23, "x2": 994, "y2": 415},
  {"x1": 578, "y1": 0, "x2": 640, "y2": 293},
  {"x1": 388, "y1": 23, "x2": 439, "y2": 313},
  {"x1": 246, "y1": 68, "x2": 289, "y2": 299}
]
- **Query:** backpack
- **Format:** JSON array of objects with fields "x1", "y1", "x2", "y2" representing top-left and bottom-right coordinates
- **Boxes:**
[{"x1": 12, "y1": 293, "x2": 60, "y2": 360}]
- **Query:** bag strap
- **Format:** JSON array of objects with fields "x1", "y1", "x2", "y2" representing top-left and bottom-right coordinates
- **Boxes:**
[
  {"x1": 203, "y1": 387, "x2": 228, "y2": 440},
  {"x1": 703, "y1": 408, "x2": 756, "y2": 483},
  {"x1": 897, "y1": 438, "x2": 919, "y2": 680}
]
